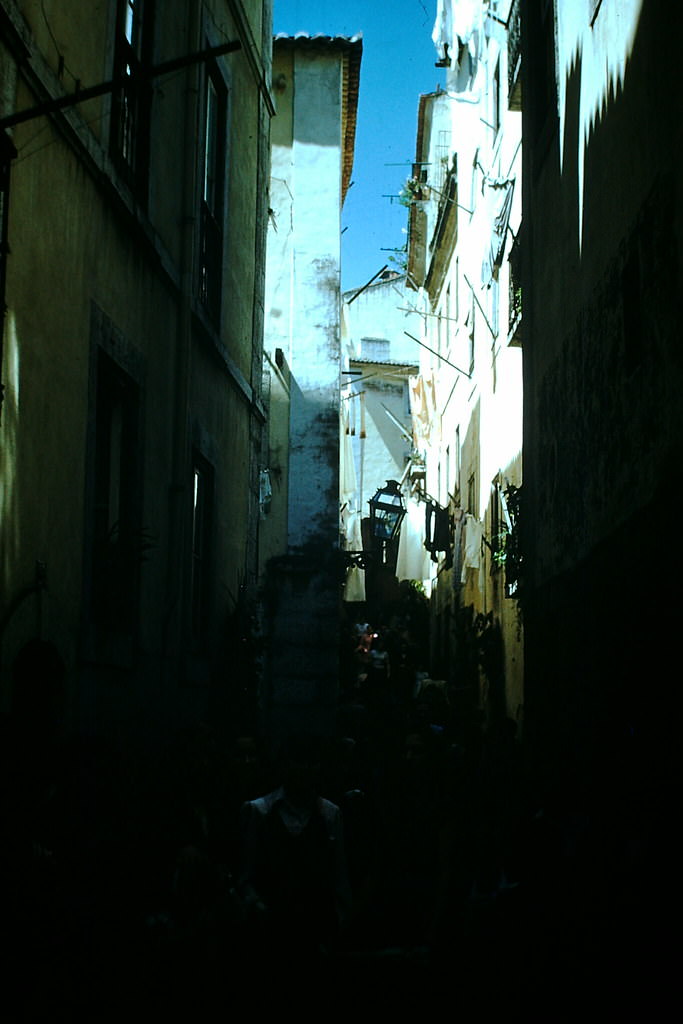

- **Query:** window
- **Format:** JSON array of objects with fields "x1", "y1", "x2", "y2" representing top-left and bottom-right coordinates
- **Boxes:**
[
  {"x1": 403, "y1": 378, "x2": 411, "y2": 416},
  {"x1": 467, "y1": 471, "x2": 478, "y2": 517},
  {"x1": 530, "y1": 0, "x2": 558, "y2": 144},
  {"x1": 199, "y1": 60, "x2": 228, "y2": 326},
  {"x1": 435, "y1": 129, "x2": 451, "y2": 193},
  {"x1": 492, "y1": 58, "x2": 501, "y2": 136},
  {"x1": 490, "y1": 275, "x2": 499, "y2": 339},
  {"x1": 490, "y1": 477, "x2": 502, "y2": 570},
  {"x1": 110, "y1": 0, "x2": 154, "y2": 192},
  {"x1": 508, "y1": 229, "x2": 522, "y2": 343},
  {"x1": 91, "y1": 351, "x2": 141, "y2": 631},
  {"x1": 0, "y1": 134, "x2": 16, "y2": 414},
  {"x1": 455, "y1": 426, "x2": 461, "y2": 495},
  {"x1": 490, "y1": 275, "x2": 499, "y2": 391},
  {"x1": 191, "y1": 452, "x2": 214, "y2": 644}
]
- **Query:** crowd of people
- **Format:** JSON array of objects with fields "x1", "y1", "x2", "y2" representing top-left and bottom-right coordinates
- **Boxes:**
[{"x1": 1, "y1": 632, "x2": 676, "y2": 1016}]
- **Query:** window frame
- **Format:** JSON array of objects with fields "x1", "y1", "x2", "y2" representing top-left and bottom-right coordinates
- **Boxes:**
[
  {"x1": 90, "y1": 349, "x2": 142, "y2": 632},
  {"x1": 109, "y1": 0, "x2": 155, "y2": 195},
  {"x1": 190, "y1": 450, "x2": 215, "y2": 646},
  {"x1": 198, "y1": 55, "x2": 229, "y2": 327}
]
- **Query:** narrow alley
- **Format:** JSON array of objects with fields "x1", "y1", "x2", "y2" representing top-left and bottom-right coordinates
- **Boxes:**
[
  {"x1": 1, "y1": 616, "x2": 677, "y2": 1018},
  {"x1": 2, "y1": 0, "x2": 682, "y2": 1017}
]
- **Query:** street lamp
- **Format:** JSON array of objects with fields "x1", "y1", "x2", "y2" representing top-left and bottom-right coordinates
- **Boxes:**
[{"x1": 368, "y1": 479, "x2": 406, "y2": 543}]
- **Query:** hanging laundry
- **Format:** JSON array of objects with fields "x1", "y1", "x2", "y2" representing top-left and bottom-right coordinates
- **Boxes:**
[
  {"x1": 343, "y1": 565, "x2": 366, "y2": 603},
  {"x1": 481, "y1": 179, "x2": 515, "y2": 286},
  {"x1": 396, "y1": 498, "x2": 433, "y2": 582},
  {"x1": 259, "y1": 469, "x2": 272, "y2": 517},
  {"x1": 432, "y1": 0, "x2": 453, "y2": 64},
  {"x1": 425, "y1": 500, "x2": 452, "y2": 565},
  {"x1": 409, "y1": 371, "x2": 438, "y2": 448},
  {"x1": 452, "y1": 507, "x2": 465, "y2": 591},
  {"x1": 464, "y1": 513, "x2": 484, "y2": 570}
]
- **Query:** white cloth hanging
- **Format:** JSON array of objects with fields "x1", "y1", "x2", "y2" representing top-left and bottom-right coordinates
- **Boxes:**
[
  {"x1": 343, "y1": 565, "x2": 366, "y2": 602},
  {"x1": 463, "y1": 513, "x2": 483, "y2": 576},
  {"x1": 396, "y1": 498, "x2": 433, "y2": 582}
]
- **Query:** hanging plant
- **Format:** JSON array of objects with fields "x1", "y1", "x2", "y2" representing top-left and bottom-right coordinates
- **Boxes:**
[{"x1": 399, "y1": 176, "x2": 429, "y2": 206}]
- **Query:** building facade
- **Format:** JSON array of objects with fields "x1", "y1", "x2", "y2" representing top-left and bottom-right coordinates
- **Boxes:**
[
  {"x1": 340, "y1": 269, "x2": 420, "y2": 597},
  {"x1": 406, "y1": 0, "x2": 524, "y2": 725},
  {"x1": 521, "y1": 0, "x2": 683, "y2": 764},
  {"x1": 260, "y1": 33, "x2": 361, "y2": 738},
  {"x1": 0, "y1": 0, "x2": 273, "y2": 748}
]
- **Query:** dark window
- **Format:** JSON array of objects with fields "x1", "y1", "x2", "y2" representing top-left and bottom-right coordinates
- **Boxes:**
[
  {"x1": 467, "y1": 471, "x2": 478, "y2": 517},
  {"x1": 91, "y1": 351, "x2": 141, "y2": 630},
  {"x1": 492, "y1": 58, "x2": 501, "y2": 136},
  {"x1": 110, "y1": 0, "x2": 154, "y2": 193},
  {"x1": 491, "y1": 275, "x2": 499, "y2": 391},
  {"x1": 0, "y1": 133, "x2": 16, "y2": 414},
  {"x1": 508, "y1": 228, "x2": 522, "y2": 343},
  {"x1": 191, "y1": 452, "x2": 214, "y2": 644},
  {"x1": 455, "y1": 426, "x2": 461, "y2": 494},
  {"x1": 199, "y1": 61, "x2": 227, "y2": 326},
  {"x1": 529, "y1": 0, "x2": 558, "y2": 150},
  {"x1": 490, "y1": 478, "x2": 502, "y2": 570}
]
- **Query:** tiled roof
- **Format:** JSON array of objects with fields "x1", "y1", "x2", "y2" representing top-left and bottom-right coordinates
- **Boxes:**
[{"x1": 274, "y1": 31, "x2": 363, "y2": 45}]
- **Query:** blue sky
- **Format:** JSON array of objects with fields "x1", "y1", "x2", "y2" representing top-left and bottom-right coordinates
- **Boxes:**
[{"x1": 273, "y1": 1, "x2": 443, "y2": 291}]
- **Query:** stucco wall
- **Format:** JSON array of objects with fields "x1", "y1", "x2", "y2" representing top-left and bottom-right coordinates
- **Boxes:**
[
  {"x1": 0, "y1": 1, "x2": 272, "y2": 745},
  {"x1": 261, "y1": 38, "x2": 357, "y2": 737},
  {"x1": 522, "y1": 0, "x2": 683, "y2": 756}
]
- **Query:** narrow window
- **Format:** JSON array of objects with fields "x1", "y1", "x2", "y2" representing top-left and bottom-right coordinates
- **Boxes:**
[
  {"x1": 455, "y1": 426, "x2": 461, "y2": 495},
  {"x1": 110, "y1": 0, "x2": 154, "y2": 193},
  {"x1": 491, "y1": 275, "x2": 499, "y2": 391},
  {"x1": 91, "y1": 352, "x2": 141, "y2": 631},
  {"x1": 490, "y1": 275, "x2": 499, "y2": 338},
  {"x1": 508, "y1": 230, "x2": 522, "y2": 343},
  {"x1": 490, "y1": 477, "x2": 502, "y2": 569},
  {"x1": 199, "y1": 61, "x2": 227, "y2": 326},
  {"x1": 435, "y1": 129, "x2": 450, "y2": 192},
  {"x1": 191, "y1": 452, "x2": 214, "y2": 644},
  {"x1": 492, "y1": 58, "x2": 501, "y2": 136},
  {"x1": 467, "y1": 471, "x2": 477, "y2": 517}
]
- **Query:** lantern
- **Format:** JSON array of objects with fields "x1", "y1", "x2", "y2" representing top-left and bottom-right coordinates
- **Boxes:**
[{"x1": 368, "y1": 479, "x2": 406, "y2": 542}]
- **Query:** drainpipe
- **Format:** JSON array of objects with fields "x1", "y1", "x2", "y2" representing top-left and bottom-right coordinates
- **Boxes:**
[{"x1": 161, "y1": 0, "x2": 202, "y2": 686}]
